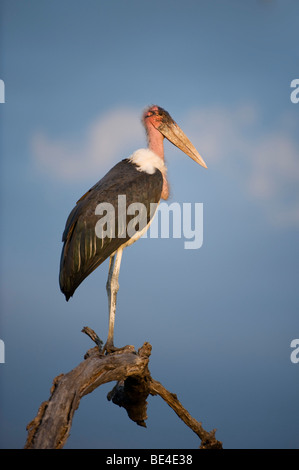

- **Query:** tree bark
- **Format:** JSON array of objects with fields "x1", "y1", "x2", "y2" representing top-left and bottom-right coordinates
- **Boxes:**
[{"x1": 25, "y1": 329, "x2": 222, "y2": 449}]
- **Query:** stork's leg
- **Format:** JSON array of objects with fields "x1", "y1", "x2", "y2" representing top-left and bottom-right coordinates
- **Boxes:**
[{"x1": 104, "y1": 247, "x2": 123, "y2": 353}]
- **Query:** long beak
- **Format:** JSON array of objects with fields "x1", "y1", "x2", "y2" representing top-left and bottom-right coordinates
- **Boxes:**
[{"x1": 158, "y1": 119, "x2": 207, "y2": 169}]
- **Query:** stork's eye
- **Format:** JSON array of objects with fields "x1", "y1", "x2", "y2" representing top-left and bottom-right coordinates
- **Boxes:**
[
  {"x1": 145, "y1": 111, "x2": 153, "y2": 118},
  {"x1": 144, "y1": 107, "x2": 160, "y2": 119}
]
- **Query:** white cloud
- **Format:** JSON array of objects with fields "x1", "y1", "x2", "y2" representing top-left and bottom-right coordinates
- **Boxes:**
[
  {"x1": 32, "y1": 107, "x2": 144, "y2": 181},
  {"x1": 185, "y1": 104, "x2": 258, "y2": 164},
  {"x1": 185, "y1": 105, "x2": 299, "y2": 227},
  {"x1": 32, "y1": 104, "x2": 299, "y2": 227}
]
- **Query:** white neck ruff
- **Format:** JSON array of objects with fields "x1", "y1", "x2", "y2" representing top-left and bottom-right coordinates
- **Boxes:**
[{"x1": 128, "y1": 148, "x2": 167, "y2": 175}]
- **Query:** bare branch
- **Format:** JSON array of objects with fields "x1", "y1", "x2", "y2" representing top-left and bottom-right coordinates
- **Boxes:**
[
  {"x1": 149, "y1": 379, "x2": 222, "y2": 449},
  {"x1": 25, "y1": 331, "x2": 222, "y2": 449}
]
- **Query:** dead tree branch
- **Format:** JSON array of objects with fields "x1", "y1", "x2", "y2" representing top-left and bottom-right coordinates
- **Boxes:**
[{"x1": 25, "y1": 328, "x2": 222, "y2": 449}]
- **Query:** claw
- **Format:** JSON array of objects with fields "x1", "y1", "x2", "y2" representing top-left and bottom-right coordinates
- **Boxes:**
[{"x1": 102, "y1": 342, "x2": 135, "y2": 355}]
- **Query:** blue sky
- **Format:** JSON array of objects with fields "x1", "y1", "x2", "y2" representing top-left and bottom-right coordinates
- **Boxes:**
[{"x1": 0, "y1": 0, "x2": 298, "y2": 449}]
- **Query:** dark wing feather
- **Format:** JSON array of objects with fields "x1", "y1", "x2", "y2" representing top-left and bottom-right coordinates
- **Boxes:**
[{"x1": 59, "y1": 159, "x2": 163, "y2": 300}]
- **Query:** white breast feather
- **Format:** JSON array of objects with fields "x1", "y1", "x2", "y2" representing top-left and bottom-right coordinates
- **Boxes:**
[{"x1": 128, "y1": 148, "x2": 167, "y2": 175}]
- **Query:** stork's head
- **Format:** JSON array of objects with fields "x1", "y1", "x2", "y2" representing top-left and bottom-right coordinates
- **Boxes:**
[{"x1": 143, "y1": 105, "x2": 207, "y2": 169}]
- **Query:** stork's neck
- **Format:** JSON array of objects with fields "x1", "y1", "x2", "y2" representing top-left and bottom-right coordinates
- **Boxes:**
[
  {"x1": 146, "y1": 123, "x2": 165, "y2": 160},
  {"x1": 145, "y1": 122, "x2": 169, "y2": 199}
]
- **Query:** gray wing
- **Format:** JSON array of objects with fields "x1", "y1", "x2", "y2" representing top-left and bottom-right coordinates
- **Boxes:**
[{"x1": 59, "y1": 159, "x2": 163, "y2": 300}]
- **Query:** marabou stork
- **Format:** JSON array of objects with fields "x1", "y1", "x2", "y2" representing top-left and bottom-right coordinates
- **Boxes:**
[{"x1": 59, "y1": 105, "x2": 207, "y2": 353}]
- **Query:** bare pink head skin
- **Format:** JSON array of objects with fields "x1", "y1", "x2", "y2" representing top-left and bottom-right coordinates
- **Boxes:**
[
  {"x1": 142, "y1": 105, "x2": 207, "y2": 200},
  {"x1": 143, "y1": 105, "x2": 167, "y2": 160}
]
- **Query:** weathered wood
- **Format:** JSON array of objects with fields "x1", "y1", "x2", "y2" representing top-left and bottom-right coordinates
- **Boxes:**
[
  {"x1": 148, "y1": 379, "x2": 223, "y2": 449},
  {"x1": 25, "y1": 331, "x2": 222, "y2": 449},
  {"x1": 25, "y1": 343, "x2": 147, "y2": 449},
  {"x1": 107, "y1": 344, "x2": 152, "y2": 427}
]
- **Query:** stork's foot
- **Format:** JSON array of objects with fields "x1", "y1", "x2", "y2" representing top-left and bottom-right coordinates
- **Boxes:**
[{"x1": 102, "y1": 342, "x2": 135, "y2": 355}]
